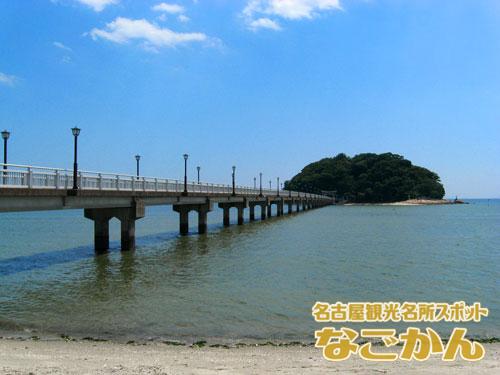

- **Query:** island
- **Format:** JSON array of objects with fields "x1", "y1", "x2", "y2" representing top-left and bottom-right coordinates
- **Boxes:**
[{"x1": 284, "y1": 153, "x2": 448, "y2": 203}]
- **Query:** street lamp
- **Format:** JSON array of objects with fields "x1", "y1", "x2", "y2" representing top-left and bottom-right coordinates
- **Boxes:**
[
  {"x1": 269, "y1": 180, "x2": 272, "y2": 190},
  {"x1": 135, "y1": 155, "x2": 141, "y2": 180},
  {"x1": 232, "y1": 165, "x2": 236, "y2": 196},
  {"x1": 2, "y1": 130, "x2": 10, "y2": 168},
  {"x1": 1, "y1": 130, "x2": 9, "y2": 185},
  {"x1": 71, "y1": 127, "x2": 80, "y2": 190},
  {"x1": 183, "y1": 154, "x2": 189, "y2": 195},
  {"x1": 197, "y1": 166, "x2": 201, "y2": 184},
  {"x1": 253, "y1": 177, "x2": 256, "y2": 190},
  {"x1": 259, "y1": 172, "x2": 263, "y2": 197},
  {"x1": 277, "y1": 177, "x2": 280, "y2": 196}
]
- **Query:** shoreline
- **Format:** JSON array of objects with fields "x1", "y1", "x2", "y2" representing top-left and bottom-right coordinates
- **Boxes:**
[
  {"x1": 344, "y1": 199, "x2": 467, "y2": 206},
  {"x1": 2, "y1": 328, "x2": 498, "y2": 348},
  {"x1": 0, "y1": 338, "x2": 498, "y2": 374}
]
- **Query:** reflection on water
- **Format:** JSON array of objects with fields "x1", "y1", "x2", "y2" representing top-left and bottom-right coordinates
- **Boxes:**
[{"x1": 0, "y1": 201, "x2": 499, "y2": 342}]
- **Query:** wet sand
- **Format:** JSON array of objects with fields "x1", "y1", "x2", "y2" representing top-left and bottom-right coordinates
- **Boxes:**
[{"x1": 0, "y1": 339, "x2": 498, "y2": 374}]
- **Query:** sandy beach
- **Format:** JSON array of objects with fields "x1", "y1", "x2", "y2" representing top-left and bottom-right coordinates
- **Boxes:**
[
  {"x1": 0, "y1": 338, "x2": 498, "y2": 374},
  {"x1": 345, "y1": 199, "x2": 464, "y2": 206}
]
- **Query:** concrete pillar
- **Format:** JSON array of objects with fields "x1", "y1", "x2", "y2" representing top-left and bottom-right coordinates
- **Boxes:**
[
  {"x1": 115, "y1": 202, "x2": 145, "y2": 251},
  {"x1": 237, "y1": 206, "x2": 244, "y2": 225},
  {"x1": 261, "y1": 204, "x2": 266, "y2": 220},
  {"x1": 198, "y1": 210, "x2": 208, "y2": 234},
  {"x1": 173, "y1": 202, "x2": 212, "y2": 235},
  {"x1": 120, "y1": 217, "x2": 136, "y2": 251},
  {"x1": 85, "y1": 208, "x2": 112, "y2": 254},
  {"x1": 267, "y1": 204, "x2": 272, "y2": 218},
  {"x1": 287, "y1": 202, "x2": 293, "y2": 214},
  {"x1": 219, "y1": 202, "x2": 246, "y2": 227},
  {"x1": 276, "y1": 202, "x2": 283, "y2": 217},
  {"x1": 94, "y1": 219, "x2": 110, "y2": 251},
  {"x1": 249, "y1": 205, "x2": 255, "y2": 221},
  {"x1": 223, "y1": 206, "x2": 230, "y2": 226},
  {"x1": 178, "y1": 209, "x2": 189, "y2": 235},
  {"x1": 85, "y1": 202, "x2": 144, "y2": 253},
  {"x1": 296, "y1": 202, "x2": 300, "y2": 212}
]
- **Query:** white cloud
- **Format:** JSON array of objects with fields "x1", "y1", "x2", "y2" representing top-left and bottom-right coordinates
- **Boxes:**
[
  {"x1": 152, "y1": 3, "x2": 185, "y2": 14},
  {"x1": 0, "y1": 72, "x2": 17, "y2": 86},
  {"x1": 53, "y1": 41, "x2": 72, "y2": 52},
  {"x1": 77, "y1": 0, "x2": 118, "y2": 12},
  {"x1": 152, "y1": 3, "x2": 191, "y2": 23},
  {"x1": 243, "y1": 0, "x2": 341, "y2": 30},
  {"x1": 249, "y1": 17, "x2": 282, "y2": 31},
  {"x1": 88, "y1": 17, "x2": 208, "y2": 50}
]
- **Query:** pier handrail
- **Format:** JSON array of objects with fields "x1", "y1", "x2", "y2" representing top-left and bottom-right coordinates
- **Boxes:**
[{"x1": 0, "y1": 163, "x2": 330, "y2": 199}]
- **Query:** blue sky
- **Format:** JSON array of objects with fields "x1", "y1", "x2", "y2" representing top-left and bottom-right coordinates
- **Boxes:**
[{"x1": 1, "y1": 0, "x2": 499, "y2": 198}]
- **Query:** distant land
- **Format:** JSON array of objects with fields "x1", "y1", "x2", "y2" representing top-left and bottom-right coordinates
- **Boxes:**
[{"x1": 285, "y1": 153, "x2": 445, "y2": 203}]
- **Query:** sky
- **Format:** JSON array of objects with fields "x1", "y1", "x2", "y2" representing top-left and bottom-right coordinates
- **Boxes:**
[{"x1": 0, "y1": 0, "x2": 499, "y2": 198}]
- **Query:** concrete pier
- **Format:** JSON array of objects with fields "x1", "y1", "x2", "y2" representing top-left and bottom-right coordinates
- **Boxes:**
[
  {"x1": 237, "y1": 205, "x2": 244, "y2": 225},
  {"x1": 173, "y1": 202, "x2": 212, "y2": 235},
  {"x1": 1, "y1": 170, "x2": 334, "y2": 252},
  {"x1": 249, "y1": 200, "x2": 267, "y2": 221},
  {"x1": 84, "y1": 209, "x2": 111, "y2": 253},
  {"x1": 84, "y1": 200, "x2": 145, "y2": 253},
  {"x1": 277, "y1": 200, "x2": 283, "y2": 217},
  {"x1": 218, "y1": 202, "x2": 247, "y2": 227}
]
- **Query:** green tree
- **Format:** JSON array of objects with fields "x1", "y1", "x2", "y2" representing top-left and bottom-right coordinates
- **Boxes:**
[{"x1": 284, "y1": 153, "x2": 445, "y2": 203}]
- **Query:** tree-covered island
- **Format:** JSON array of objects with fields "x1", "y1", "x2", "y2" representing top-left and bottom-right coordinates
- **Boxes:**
[{"x1": 284, "y1": 153, "x2": 445, "y2": 203}]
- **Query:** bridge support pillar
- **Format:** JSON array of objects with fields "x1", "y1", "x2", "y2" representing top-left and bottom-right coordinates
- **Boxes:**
[
  {"x1": 198, "y1": 209, "x2": 208, "y2": 234},
  {"x1": 287, "y1": 201, "x2": 293, "y2": 214},
  {"x1": 267, "y1": 204, "x2": 272, "y2": 218},
  {"x1": 173, "y1": 202, "x2": 212, "y2": 235},
  {"x1": 120, "y1": 217, "x2": 136, "y2": 251},
  {"x1": 84, "y1": 201, "x2": 145, "y2": 253},
  {"x1": 219, "y1": 201, "x2": 247, "y2": 227},
  {"x1": 249, "y1": 205, "x2": 255, "y2": 221},
  {"x1": 296, "y1": 201, "x2": 300, "y2": 212},
  {"x1": 84, "y1": 209, "x2": 111, "y2": 254},
  {"x1": 277, "y1": 202, "x2": 283, "y2": 217},
  {"x1": 237, "y1": 206, "x2": 244, "y2": 225},
  {"x1": 249, "y1": 200, "x2": 267, "y2": 221},
  {"x1": 222, "y1": 206, "x2": 230, "y2": 226}
]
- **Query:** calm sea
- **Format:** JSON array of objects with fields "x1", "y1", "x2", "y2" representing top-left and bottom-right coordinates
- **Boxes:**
[{"x1": 0, "y1": 200, "x2": 498, "y2": 342}]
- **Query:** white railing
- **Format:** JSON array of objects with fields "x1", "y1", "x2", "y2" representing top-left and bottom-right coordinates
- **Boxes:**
[{"x1": 0, "y1": 163, "x2": 330, "y2": 199}]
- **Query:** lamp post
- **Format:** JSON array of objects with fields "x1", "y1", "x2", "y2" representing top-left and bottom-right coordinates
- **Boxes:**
[
  {"x1": 135, "y1": 155, "x2": 140, "y2": 179},
  {"x1": 183, "y1": 154, "x2": 189, "y2": 195},
  {"x1": 269, "y1": 180, "x2": 272, "y2": 190},
  {"x1": 253, "y1": 177, "x2": 256, "y2": 190},
  {"x1": 277, "y1": 177, "x2": 280, "y2": 196},
  {"x1": 71, "y1": 127, "x2": 80, "y2": 190},
  {"x1": 259, "y1": 172, "x2": 263, "y2": 197},
  {"x1": 197, "y1": 166, "x2": 200, "y2": 184},
  {"x1": 2, "y1": 130, "x2": 9, "y2": 166},
  {"x1": 1, "y1": 130, "x2": 9, "y2": 185},
  {"x1": 232, "y1": 166, "x2": 236, "y2": 196}
]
